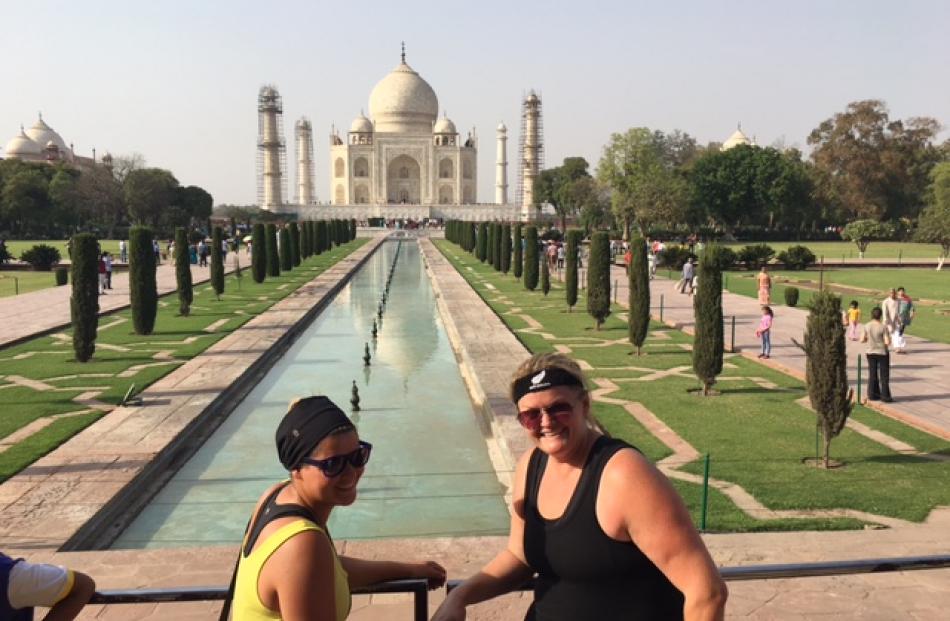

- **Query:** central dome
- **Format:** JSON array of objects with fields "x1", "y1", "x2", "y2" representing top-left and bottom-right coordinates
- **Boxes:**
[{"x1": 368, "y1": 60, "x2": 438, "y2": 134}]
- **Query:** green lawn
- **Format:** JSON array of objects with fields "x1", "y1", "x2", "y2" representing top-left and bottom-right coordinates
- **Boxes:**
[
  {"x1": 724, "y1": 268, "x2": 950, "y2": 344},
  {"x1": 721, "y1": 241, "x2": 943, "y2": 261},
  {"x1": 0, "y1": 240, "x2": 366, "y2": 482},
  {"x1": 0, "y1": 271, "x2": 68, "y2": 297},
  {"x1": 4, "y1": 239, "x2": 122, "y2": 259},
  {"x1": 435, "y1": 240, "x2": 950, "y2": 533}
]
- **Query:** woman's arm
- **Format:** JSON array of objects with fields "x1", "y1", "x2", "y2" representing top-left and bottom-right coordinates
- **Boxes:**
[
  {"x1": 263, "y1": 529, "x2": 338, "y2": 621},
  {"x1": 603, "y1": 450, "x2": 727, "y2": 621},
  {"x1": 431, "y1": 450, "x2": 536, "y2": 620},
  {"x1": 339, "y1": 557, "x2": 445, "y2": 589}
]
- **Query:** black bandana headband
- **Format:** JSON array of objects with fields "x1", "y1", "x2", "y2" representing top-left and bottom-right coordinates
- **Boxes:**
[
  {"x1": 512, "y1": 367, "x2": 584, "y2": 404},
  {"x1": 275, "y1": 396, "x2": 355, "y2": 470}
]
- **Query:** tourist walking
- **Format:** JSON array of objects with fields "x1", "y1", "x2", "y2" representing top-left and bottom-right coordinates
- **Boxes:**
[
  {"x1": 152, "y1": 239, "x2": 161, "y2": 265},
  {"x1": 756, "y1": 266, "x2": 772, "y2": 305},
  {"x1": 677, "y1": 259, "x2": 695, "y2": 294},
  {"x1": 846, "y1": 300, "x2": 861, "y2": 341},
  {"x1": 229, "y1": 396, "x2": 445, "y2": 620},
  {"x1": 1, "y1": 551, "x2": 96, "y2": 620},
  {"x1": 881, "y1": 288, "x2": 900, "y2": 344},
  {"x1": 756, "y1": 306, "x2": 773, "y2": 359},
  {"x1": 894, "y1": 287, "x2": 914, "y2": 354},
  {"x1": 118, "y1": 239, "x2": 128, "y2": 263},
  {"x1": 862, "y1": 307, "x2": 893, "y2": 402},
  {"x1": 197, "y1": 239, "x2": 208, "y2": 267},
  {"x1": 97, "y1": 253, "x2": 107, "y2": 295},
  {"x1": 432, "y1": 353, "x2": 726, "y2": 621}
]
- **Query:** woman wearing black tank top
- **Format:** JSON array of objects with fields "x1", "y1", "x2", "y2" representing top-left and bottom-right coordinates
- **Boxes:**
[{"x1": 433, "y1": 353, "x2": 726, "y2": 621}]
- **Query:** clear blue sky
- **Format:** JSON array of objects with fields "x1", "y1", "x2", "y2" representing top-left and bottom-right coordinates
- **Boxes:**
[{"x1": 2, "y1": 0, "x2": 947, "y2": 206}]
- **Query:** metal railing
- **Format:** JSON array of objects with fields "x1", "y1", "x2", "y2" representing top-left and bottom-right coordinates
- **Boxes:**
[{"x1": 87, "y1": 555, "x2": 950, "y2": 620}]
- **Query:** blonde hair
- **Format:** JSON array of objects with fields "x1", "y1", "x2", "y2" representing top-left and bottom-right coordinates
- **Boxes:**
[{"x1": 509, "y1": 352, "x2": 589, "y2": 401}]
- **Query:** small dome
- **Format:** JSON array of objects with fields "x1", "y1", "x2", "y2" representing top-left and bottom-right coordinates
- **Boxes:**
[
  {"x1": 25, "y1": 115, "x2": 67, "y2": 152},
  {"x1": 4, "y1": 127, "x2": 43, "y2": 157},
  {"x1": 368, "y1": 60, "x2": 439, "y2": 133},
  {"x1": 722, "y1": 127, "x2": 751, "y2": 151},
  {"x1": 497, "y1": 122, "x2": 507, "y2": 132},
  {"x1": 350, "y1": 113, "x2": 373, "y2": 133},
  {"x1": 433, "y1": 115, "x2": 456, "y2": 134}
]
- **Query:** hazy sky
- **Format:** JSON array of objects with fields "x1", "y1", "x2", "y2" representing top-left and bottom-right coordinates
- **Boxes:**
[{"x1": 2, "y1": 0, "x2": 948, "y2": 206}]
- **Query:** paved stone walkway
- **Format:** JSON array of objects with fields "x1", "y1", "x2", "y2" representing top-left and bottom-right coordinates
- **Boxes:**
[
  {"x1": 0, "y1": 256, "x2": 247, "y2": 349},
  {"x1": 609, "y1": 265, "x2": 950, "y2": 440}
]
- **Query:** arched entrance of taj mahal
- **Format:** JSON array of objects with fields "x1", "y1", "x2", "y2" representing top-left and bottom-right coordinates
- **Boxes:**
[{"x1": 386, "y1": 154, "x2": 421, "y2": 204}]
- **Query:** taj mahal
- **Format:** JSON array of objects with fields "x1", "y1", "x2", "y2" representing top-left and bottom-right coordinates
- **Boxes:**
[{"x1": 259, "y1": 46, "x2": 534, "y2": 222}]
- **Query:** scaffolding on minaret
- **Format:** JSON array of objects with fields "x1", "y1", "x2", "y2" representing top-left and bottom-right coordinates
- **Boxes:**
[
  {"x1": 517, "y1": 90, "x2": 544, "y2": 214},
  {"x1": 257, "y1": 85, "x2": 288, "y2": 209}
]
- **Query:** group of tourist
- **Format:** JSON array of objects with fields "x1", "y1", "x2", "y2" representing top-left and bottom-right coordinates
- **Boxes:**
[{"x1": 856, "y1": 287, "x2": 915, "y2": 403}]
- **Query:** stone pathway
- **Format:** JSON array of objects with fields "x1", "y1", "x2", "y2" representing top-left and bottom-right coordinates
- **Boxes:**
[
  {"x1": 611, "y1": 265, "x2": 950, "y2": 440},
  {"x1": 0, "y1": 257, "x2": 244, "y2": 349}
]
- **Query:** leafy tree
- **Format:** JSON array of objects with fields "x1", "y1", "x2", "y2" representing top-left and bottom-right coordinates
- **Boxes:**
[
  {"x1": 279, "y1": 226, "x2": 292, "y2": 271},
  {"x1": 501, "y1": 223, "x2": 512, "y2": 273},
  {"x1": 692, "y1": 246, "x2": 724, "y2": 395},
  {"x1": 535, "y1": 157, "x2": 593, "y2": 231},
  {"x1": 124, "y1": 168, "x2": 179, "y2": 229},
  {"x1": 689, "y1": 145, "x2": 814, "y2": 231},
  {"x1": 778, "y1": 245, "x2": 817, "y2": 271},
  {"x1": 840, "y1": 219, "x2": 895, "y2": 258},
  {"x1": 48, "y1": 168, "x2": 81, "y2": 231},
  {"x1": 69, "y1": 233, "x2": 99, "y2": 362},
  {"x1": 174, "y1": 227, "x2": 194, "y2": 315},
  {"x1": 541, "y1": 254, "x2": 551, "y2": 296},
  {"x1": 477, "y1": 222, "x2": 489, "y2": 262},
  {"x1": 576, "y1": 178, "x2": 614, "y2": 234},
  {"x1": 129, "y1": 226, "x2": 158, "y2": 335},
  {"x1": 266, "y1": 223, "x2": 280, "y2": 277},
  {"x1": 628, "y1": 236, "x2": 650, "y2": 355},
  {"x1": 808, "y1": 100, "x2": 942, "y2": 221},
  {"x1": 565, "y1": 229, "x2": 581, "y2": 311},
  {"x1": 737, "y1": 244, "x2": 775, "y2": 269},
  {"x1": 1, "y1": 168, "x2": 51, "y2": 236},
  {"x1": 597, "y1": 128, "x2": 694, "y2": 237},
  {"x1": 211, "y1": 226, "x2": 225, "y2": 299},
  {"x1": 513, "y1": 224, "x2": 523, "y2": 278},
  {"x1": 586, "y1": 231, "x2": 611, "y2": 330},
  {"x1": 74, "y1": 166, "x2": 125, "y2": 238},
  {"x1": 802, "y1": 291, "x2": 853, "y2": 468},
  {"x1": 178, "y1": 185, "x2": 213, "y2": 225},
  {"x1": 20, "y1": 244, "x2": 61, "y2": 271},
  {"x1": 916, "y1": 161, "x2": 950, "y2": 270},
  {"x1": 251, "y1": 222, "x2": 266, "y2": 283},
  {"x1": 289, "y1": 222, "x2": 301, "y2": 266},
  {"x1": 524, "y1": 226, "x2": 539, "y2": 290}
]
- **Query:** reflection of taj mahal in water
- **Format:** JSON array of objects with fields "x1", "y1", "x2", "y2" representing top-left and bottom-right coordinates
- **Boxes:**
[{"x1": 258, "y1": 45, "x2": 542, "y2": 221}]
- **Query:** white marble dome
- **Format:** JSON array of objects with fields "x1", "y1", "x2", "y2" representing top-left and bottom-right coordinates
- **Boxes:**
[
  {"x1": 433, "y1": 115, "x2": 456, "y2": 134},
  {"x1": 350, "y1": 113, "x2": 373, "y2": 133},
  {"x1": 4, "y1": 127, "x2": 43, "y2": 157},
  {"x1": 368, "y1": 60, "x2": 438, "y2": 133},
  {"x1": 722, "y1": 127, "x2": 752, "y2": 151},
  {"x1": 25, "y1": 115, "x2": 68, "y2": 152}
]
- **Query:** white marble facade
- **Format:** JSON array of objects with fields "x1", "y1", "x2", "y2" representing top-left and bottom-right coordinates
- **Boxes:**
[{"x1": 329, "y1": 52, "x2": 477, "y2": 206}]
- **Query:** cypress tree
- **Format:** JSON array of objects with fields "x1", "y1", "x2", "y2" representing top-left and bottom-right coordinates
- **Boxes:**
[
  {"x1": 501, "y1": 223, "x2": 512, "y2": 273},
  {"x1": 513, "y1": 224, "x2": 523, "y2": 279},
  {"x1": 487, "y1": 223, "x2": 495, "y2": 265},
  {"x1": 279, "y1": 226, "x2": 292, "y2": 271},
  {"x1": 565, "y1": 229, "x2": 581, "y2": 311},
  {"x1": 315, "y1": 221, "x2": 326, "y2": 255},
  {"x1": 350, "y1": 218, "x2": 357, "y2": 242},
  {"x1": 524, "y1": 226, "x2": 539, "y2": 290},
  {"x1": 492, "y1": 223, "x2": 503, "y2": 271},
  {"x1": 70, "y1": 233, "x2": 99, "y2": 362},
  {"x1": 211, "y1": 226, "x2": 225, "y2": 299},
  {"x1": 541, "y1": 253, "x2": 551, "y2": 295},
  {"x1": 175, "y1": 227, "x2": 193, "y2": 315},
  {"x1": 628, "y1": 235, "x2": 650, "y2": 355},
  {"x1": 301, "y1": 221, "x2": 311, "y2": 259},
  {"x1": 586, "y1": 231, "x2": 611, "y2": 330},
  {"x1": 289, "y1": 222, "x2": 301, "y2": 266},
  {"x1": 252, "y1": 222, "x2": 266, "y2": 283},
  {"x1": 467, "y1": 222, "x2": 476, "y2": 253},
  {"x1": 692, "y1": 246, "x2": 724, "y2": 395},
  {"x1": 804, "y1": 290, "x2": 853, "y2": 468},
  {"x1": 477, "y1": 222, "x2": 489, "y2": 262},
  {"x1": 129, "y1": 226, "x2": 158, "y2": 335},
  {"x1": 266, "y1": 223, "x2": 280, "y2": 277}
]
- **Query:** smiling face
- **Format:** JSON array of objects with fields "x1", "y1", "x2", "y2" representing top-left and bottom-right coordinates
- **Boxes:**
[
  {"x1": 516, "y1": 386, "x2": 593, "y2": 460},
  {"x1": 294, "y1": 430, "x2": 365, "y2": 507}
]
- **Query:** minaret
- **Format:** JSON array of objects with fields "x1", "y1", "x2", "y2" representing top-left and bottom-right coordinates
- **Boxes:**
[
  {"x1": 495, "y1": 123, "x2": 508, "y2": 205},
  {"x1": 519, "y1": 91, "x2": 543, "y2": 220},
  {"x1": 295, "y1": 117, "x2": 315, "y2": 205},
  {"x1": 257, "y1": 85, "x2": 286, "y2": 210}
]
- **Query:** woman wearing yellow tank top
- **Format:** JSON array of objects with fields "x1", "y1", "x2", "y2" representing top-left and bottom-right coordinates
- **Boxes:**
[{"x1": 232, "y1": 396, "x2": 446, "y2": 620}]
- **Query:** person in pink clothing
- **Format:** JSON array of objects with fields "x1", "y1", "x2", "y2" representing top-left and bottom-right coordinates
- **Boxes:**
[{"x1": 755, "y1": 306, "x2": 773, "y2": 359}]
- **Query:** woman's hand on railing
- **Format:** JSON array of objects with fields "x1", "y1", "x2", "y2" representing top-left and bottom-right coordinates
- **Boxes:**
[{"x1": 410, "y1": 560, "x2": 447, "y2": 589}]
